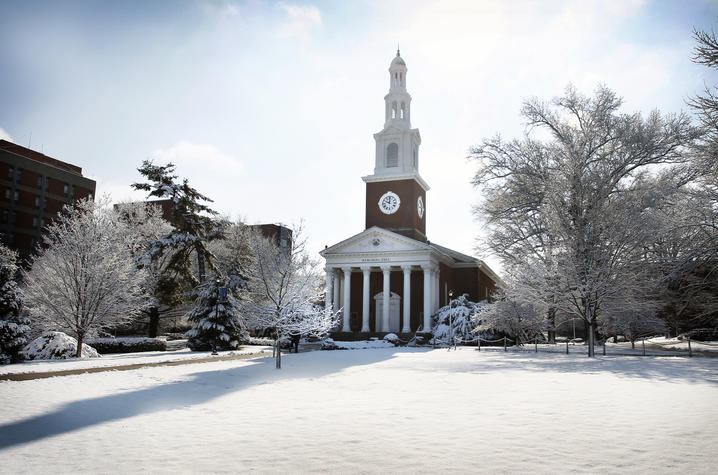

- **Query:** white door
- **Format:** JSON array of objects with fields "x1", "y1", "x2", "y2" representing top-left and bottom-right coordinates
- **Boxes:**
[{"x1": 374, "y1": 291, "x2": 401, "y2": 332}]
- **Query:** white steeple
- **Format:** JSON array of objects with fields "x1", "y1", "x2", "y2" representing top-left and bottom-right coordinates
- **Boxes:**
[{"x1": 364, "y1": 48, "x2": 427, "y2": 190}]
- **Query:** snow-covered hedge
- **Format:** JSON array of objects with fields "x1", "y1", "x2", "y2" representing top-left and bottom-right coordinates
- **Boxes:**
[
  {"x1": 22, "y1": 332, "x2": 100, "y2": 360},
  {"x1": 85, "y1": 337, "x2": 167, "y2": 354},
  {"x1": 432, "y1": 295, "x2": 486, "y2": 344}
]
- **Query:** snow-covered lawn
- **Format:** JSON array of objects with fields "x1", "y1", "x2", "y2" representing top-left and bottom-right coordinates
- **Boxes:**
[
  {"x1": 1, "y1": 348, "x2": 717, "y2": 474},
  {"x1": 0, "y1": 345, "x2": 273, "y2": 376}
]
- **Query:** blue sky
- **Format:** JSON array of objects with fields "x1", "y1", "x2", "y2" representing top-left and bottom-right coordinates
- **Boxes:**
[{"x1": 1, "y1": 0, "x2": 717, "y2": 274}]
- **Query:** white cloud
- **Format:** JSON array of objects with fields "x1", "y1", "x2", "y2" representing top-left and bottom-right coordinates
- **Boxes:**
[
  {"x1": 277, "y1": 3, "x2": 322, "y2": 38},
  {"x1": 150, "y1": 140, "x2": 243, "y2": 176},
  {"x1": 0, "y1": 127, "x2": 13, "y2": 142}
]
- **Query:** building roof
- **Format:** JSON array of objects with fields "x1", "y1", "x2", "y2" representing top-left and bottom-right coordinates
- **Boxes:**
[{"x1": 0, "y1": 140, "x2": 83, "y2": 175}]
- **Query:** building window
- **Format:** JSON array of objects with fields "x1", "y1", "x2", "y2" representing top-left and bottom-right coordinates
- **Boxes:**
[
  {"x1": 63, "y1": 183, "x2": 69, "y2": 197},
  {"x1": 16, "y1": 168, "x2": 22, "y2": 184},
  {"x1": 32, "y1": 216, "x2": 38, "y2": 229},
  {"x1": 1, "y1": 209, "x2": 7, "y2": 224},
  {"x1": 70, "y1": 184, "x2": 75, "y2": 198},
  {"x1": 386, "y1": 143, "x2": 399, "y2": 168},
  {"x1": 4, "y1": 189, "x2": 10, "y2": 202},
  {"x1": 42, "y1": 197, "x2": 47, "y2": 212},
  {"x1": 9, "y1": 211, "x2": 16, "y2": 225},
  {"x1": 13, "y1": 191, "x2": 18, "y2": 203},
  {"x1": 34, "y1": 196, "x2": 40, "y2": 209},
  {"x1": 45, "y1": 177, "x2": 50, "y2": 192},
  {"x1": 36, "y1": 175, "x2": 43, "y2": 189},
  {"x1": 7, "y1": 166, "x2": 14, "y2": 181},
  {"x1": 40, "y1": 218, "x2": 46, "y2": 229}
]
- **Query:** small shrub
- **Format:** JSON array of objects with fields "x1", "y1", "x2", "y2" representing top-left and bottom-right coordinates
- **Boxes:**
[{"x1": 85, "y1": 337, "x2": 168, "y2": 354}]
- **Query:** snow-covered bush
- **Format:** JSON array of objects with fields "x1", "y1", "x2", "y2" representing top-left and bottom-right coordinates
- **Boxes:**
[
  {"x1": 432, "y1": 295, "x2": 486, "y2": 344},
  {"x1": 321, "y1": 337, "x2": 340, "y2": 350},
  {"x1": 0, "y1": 243, "x2": 29, "y2": 364},
  {"x1": 383, "y1": 333, "x2": 400, "y2": 345},
  {"x1": 22, "y1": 331, "x2": 100, "y2": 360},
  {"x1": 85, "y1": 337, "x2": 167, "y2": 354},
  {"x1": 185, "y1": 278, "x2": 247, "y2": 351},
  {"x1": 474, "y1": 291, "x2": 545, "y2": 343}
]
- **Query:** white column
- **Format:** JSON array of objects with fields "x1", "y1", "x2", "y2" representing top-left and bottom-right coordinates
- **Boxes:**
[
  {"x1": 361, "y1": 267, "x2": 371, "y2": 332},
  {"x1": 332, "y1": 270, "x2": 341, "y2": 314},
  {"x1": 325, "y1": 267, "x2": 334, "y2": 312},
  {"x1": 342, "y1": 267, "x2": 352, "y2": 332},
  {"x1": 434, "y1": 267, "x2": 441, "y2": 313},
  {"x1": 422, "y1": 264, "x2": 432, "y2": 332},
  {"x1": 381, "y1": 265, "x2": 391, "y2": 333},
  {"x1": 401, "y1": 265, "x2": 412, "y2": 333}
]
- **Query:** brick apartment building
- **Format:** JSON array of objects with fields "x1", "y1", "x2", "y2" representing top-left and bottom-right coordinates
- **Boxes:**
[{"x1": 0, "y1": 140, "x2": 96, "y2": 257}]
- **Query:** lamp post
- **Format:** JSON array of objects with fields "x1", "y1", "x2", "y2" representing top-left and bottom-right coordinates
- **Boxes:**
[{"x1": 448, "y1": 290, "x2": 454, "y2": 351}]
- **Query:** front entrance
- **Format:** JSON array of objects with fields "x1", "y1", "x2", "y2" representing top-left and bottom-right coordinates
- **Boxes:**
[{"x1": 374, "y1": 291, "x2": 401, "y2": 332}]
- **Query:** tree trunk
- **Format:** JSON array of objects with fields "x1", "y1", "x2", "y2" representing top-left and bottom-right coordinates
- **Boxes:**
[
  {"x1": 547, "y1": 308, "x2": 556, "y2": 344},
  {"x1": 148, "y1": 306, "x2": 160, "y2": 338},
  {"x1": 196, "y1": 248, "x2": 206, "y2": 283},
  {"x1": 275, "y1": 339, "x2": 282, "y2": 369},
  {"x1": 587, "y1": 320, "x2": 595, "y2": 357},
  {"x1": 76, "y1": 331, "x2": 84, "y2": 358}
]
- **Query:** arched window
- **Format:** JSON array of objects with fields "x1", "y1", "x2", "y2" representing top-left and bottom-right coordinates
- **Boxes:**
[
  {"x1": 386, "y1": 143, "x2": 399, "y2": 168},
  {"x1": 392, "y1": 101, "x2": 397, "y2": 119},
  {"x1": 401, "y1": 102, "x2": 406, "y2": 119}
]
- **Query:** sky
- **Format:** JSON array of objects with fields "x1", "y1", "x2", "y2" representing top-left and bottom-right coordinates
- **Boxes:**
[{"x1": 1, "y1": 0, "x2": 717, "y2": 276}]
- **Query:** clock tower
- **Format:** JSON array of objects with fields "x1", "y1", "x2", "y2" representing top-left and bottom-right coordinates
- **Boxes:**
[{"x1": 363, "y1": 49, "x2": 428, "y2": 242}]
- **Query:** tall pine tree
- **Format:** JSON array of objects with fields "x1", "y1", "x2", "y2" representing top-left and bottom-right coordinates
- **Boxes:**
[
  {"x1": 0, "y1": 243, "x2": 30, "y2": 364},
  {"x1": 185, "y1": 277, "x2": 247, "y2": 351},
  {"x1": 132, "y1": 161, "x2": 225, "y2": 336}
]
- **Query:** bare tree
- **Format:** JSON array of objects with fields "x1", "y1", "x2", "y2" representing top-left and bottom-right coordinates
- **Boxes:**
[
  {"x1": 471, "y1": 85, "x2": 699, "y2": 356},
  {"x1": 21, "y1": 199, "x2": 150, "y2": 357},
  {"x1": 242, "y1": 225, "x2": 338, "y2": 368}
]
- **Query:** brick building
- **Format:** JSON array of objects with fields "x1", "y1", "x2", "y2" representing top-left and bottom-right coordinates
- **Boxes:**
[
  {"x1": 320, "y1": 50, "x2": 503, "y2": 337},
  {"x1": 0, "y1": 140, "x2": 96, "y2": 257}
]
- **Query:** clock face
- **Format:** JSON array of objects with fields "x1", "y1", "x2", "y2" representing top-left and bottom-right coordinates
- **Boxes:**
[
  {"x1": 378, "y1": 191, "x2": 401, "y2": 214},
  {"x1": 417, "y1": 196, "x2": 424, "y2": 219}
]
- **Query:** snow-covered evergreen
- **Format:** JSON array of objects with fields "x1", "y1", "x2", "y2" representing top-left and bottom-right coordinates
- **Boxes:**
[
  {"x1": 185, "y1": 278, "x2": 247, "y2": 351},
  {"x1": 431, "y1": 294, "x2": 485, "y2": 344},
  {"x1": 0, "y1": 243, "x2": 29, "y2": 364}
]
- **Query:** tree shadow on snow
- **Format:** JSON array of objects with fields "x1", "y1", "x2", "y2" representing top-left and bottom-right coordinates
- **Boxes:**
[
  {"x1": 0, "y1": 349, "x2": 402, "y2": 450},
  {"x1": 436, "y1": 349, "x2": 718, "y2": 385}
]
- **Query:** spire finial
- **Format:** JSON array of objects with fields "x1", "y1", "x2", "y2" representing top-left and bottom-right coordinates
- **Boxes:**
[{"x1": 397, "y1": 43, "x2": 400, "y2": 57}]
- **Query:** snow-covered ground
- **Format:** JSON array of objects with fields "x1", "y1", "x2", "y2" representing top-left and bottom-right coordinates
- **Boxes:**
[
  {"x1": 1, "y1": 347, "x2": 717, "y2": 474},
  {"x1": 0, "y1": 345, "x2": 273, "y2": 376}
]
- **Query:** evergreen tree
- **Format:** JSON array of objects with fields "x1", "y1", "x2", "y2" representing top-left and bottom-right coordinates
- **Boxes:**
[
  {"x1": 185, "y1": 277, "x2": 247, "y2": 351},
  {"x1": 132, "y1": 160, "x2": 224, "y2": 285},
  {"x1": 0, "y1": 243, "x2": 30, "y2": 364}
]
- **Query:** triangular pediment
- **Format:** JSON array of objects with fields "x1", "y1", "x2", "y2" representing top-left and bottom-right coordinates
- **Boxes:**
[{"x1": 320, "y1": 227, "x2": 430, "y2": 256}]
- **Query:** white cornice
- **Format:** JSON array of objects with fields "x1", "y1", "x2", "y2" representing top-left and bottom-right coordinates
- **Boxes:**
[{"x1": 361, "y1": 172, "x2": 430, "y2": 191}]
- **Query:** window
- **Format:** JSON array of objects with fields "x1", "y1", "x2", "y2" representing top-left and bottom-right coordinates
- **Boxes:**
[
  {"x1": 42, "y1": 197, "x2": 47, "y2": 212},
  {"x1": 1, "y1": 209, "x2": 7, "y2": 224},
  {"x1": 413, "y1": 147, "x2": 418, "y2": 168},
  {"x1": 386, "y1": 143, "x2": 399, "y2": 168},
  {"x1": 40, "y1": 218, "x2": 46, "y2": 228},
  {"x1": 7, "y1": 166, "x2": 14, "y2": 181},
  {"x1": 9, "y1": 211, "x2": 16, "y2": 225},
  {"x1": 32, "y1": 216, "x2": 38, "y2": 229},
  {"x1": 34, "y1": 196, "x2": 40, "y2": 209},
  {"x1": 71, "y1": 184, "x2": 75, "y2": 198},
  {"x1": 13, "y1": 191, "x2": 18, "y2": 203},
  {"x1": 4, "y1": 189, "x2": 10, "y2": 202},
  {"x1": 45, "y1": 177, "x2": 50, "y2": 192},
  {"x1": 36, "y1": 175, "x2": 43, "y2": 189},
  {"x1": 63, "y1": 183, "x2": 69, "y2": 197},
  {"x1": 16, "y1": 168, "x2": 22, "y2": 184}
]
